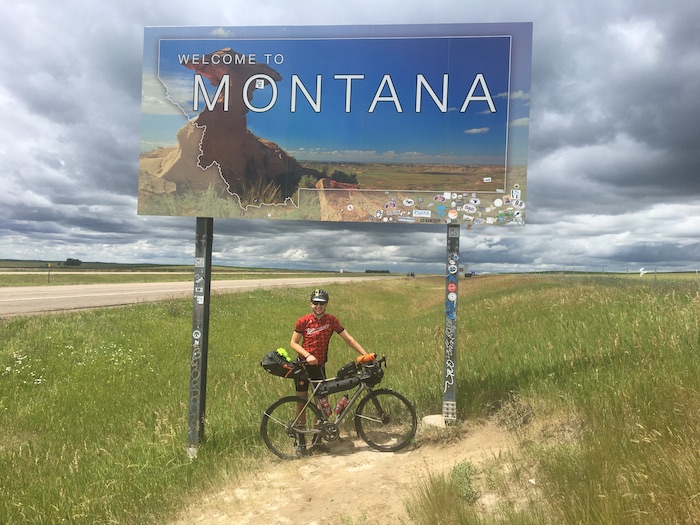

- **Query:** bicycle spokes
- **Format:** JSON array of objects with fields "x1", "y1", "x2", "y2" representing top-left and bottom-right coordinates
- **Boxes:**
[
  {"x1": 354, "y1": 390, "x2": 417, "y2": 452},
  {"x1": 261, "y1": 396, "x2": 325, "y2": 460}
]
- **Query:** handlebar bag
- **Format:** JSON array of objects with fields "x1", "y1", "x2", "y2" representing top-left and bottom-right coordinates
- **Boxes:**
[{"x1": 360, "y1": 362, "x2": 384, "y2": 387}]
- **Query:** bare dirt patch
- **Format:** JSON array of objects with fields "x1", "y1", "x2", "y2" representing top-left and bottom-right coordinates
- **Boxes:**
[{"x1": 171, "y1": 420, "x2": 512, "y2": 525}]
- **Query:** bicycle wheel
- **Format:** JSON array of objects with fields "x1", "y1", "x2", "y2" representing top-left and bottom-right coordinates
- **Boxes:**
[
  {"x1": 260, "y1": 396, "x2": 323, "y2": 460},
  {"x1": 354, "y1": 389, "x2": 417, "y2": 452}
]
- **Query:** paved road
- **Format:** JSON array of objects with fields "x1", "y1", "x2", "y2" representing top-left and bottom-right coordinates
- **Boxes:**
[{"x1": 0, "y1": 276, "x2": 390, "y2": 317}]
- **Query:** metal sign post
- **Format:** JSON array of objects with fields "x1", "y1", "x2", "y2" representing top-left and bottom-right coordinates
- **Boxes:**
[
  {"x1": 443, "y1": 224, "x2": 460, "y2": 422},
  {"x1": 187, "y1": 217, "x2": 213, "y2": 457}
]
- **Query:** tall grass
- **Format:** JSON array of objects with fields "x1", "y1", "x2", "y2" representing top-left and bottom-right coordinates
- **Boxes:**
[
  {"x1": 2, "y1": 276, "x2": 699, "y2": 523},
  {"x1": 407, "y1": 275, "x2": 700, "y2": 524},
  {"x1": 0, "y1": 279, "x2": 442, "y2": 524}
]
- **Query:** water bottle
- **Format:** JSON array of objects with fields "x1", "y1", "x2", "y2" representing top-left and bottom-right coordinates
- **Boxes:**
[
  {"x1": 334, "y1": 395, "x2": 349, "y2": 414},
  {"x1": 319, "y1": 396, "x2": 331, "y2": 416}
]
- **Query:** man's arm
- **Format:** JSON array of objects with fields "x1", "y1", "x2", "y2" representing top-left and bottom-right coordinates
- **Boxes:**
[
  {"x1": 290, "y1": 331, "x2": 318, "y2": 365},
  {"x1": 338, "y1": 329, "x2": 367, "y2": 356}
]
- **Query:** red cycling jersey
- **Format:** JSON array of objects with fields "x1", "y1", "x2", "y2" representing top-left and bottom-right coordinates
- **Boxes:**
[{"x1": 294, "y1": 313, "x2": 344, "y2": 365}]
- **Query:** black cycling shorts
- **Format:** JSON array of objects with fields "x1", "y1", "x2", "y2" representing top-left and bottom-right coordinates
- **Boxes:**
[{"x1": 295, "y1": 363, "x2": 326, "y2": 393}]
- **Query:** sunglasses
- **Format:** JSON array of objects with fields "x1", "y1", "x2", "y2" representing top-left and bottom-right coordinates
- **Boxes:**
[{"x1": 311, "y1": 301, "x2": 327, "y2": 306}]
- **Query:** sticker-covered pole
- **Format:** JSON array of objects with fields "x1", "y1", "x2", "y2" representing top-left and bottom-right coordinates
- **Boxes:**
[
  {"x1": 443, "y1": 224, "x2": 460, "y2": 422},
  {"x1": 187, "y1": 217, "x2": 213, "y2": 457}
]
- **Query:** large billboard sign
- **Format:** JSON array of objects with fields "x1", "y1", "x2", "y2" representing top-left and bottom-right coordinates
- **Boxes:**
[{"x1": 139, "y1": 23, "x2": 532, "y2": 226}]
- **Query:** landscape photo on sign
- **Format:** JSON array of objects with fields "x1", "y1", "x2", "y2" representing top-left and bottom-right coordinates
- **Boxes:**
[{"x1": 138, "y1": 24, "x2": 532, "y2": 225}]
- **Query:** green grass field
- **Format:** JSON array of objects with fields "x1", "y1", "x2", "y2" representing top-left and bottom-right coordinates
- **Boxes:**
[
  {"x1": 1, "y1": 275, "x2": 699, "y2": 524},
  {"x1": 0, "y1": 261, "x2": 340, "y2": 287}
]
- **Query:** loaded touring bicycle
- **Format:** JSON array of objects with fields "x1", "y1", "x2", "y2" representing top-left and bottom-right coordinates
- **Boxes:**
[{"x1": 260, "y1": 350, "x2": 417, "y2": 459}]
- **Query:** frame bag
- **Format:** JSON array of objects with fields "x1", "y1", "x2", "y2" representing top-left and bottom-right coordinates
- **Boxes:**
[{"x1": 317, "y1": 376, "x2": 361, "y2": 396}]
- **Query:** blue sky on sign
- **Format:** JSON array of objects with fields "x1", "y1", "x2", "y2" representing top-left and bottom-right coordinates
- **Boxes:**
[
  {"x1": 1, "y1": 0, "x2": 698, "y2": 273},
  {"x1": 149, "y1": 31, "x2": 518, "y2": 166}
]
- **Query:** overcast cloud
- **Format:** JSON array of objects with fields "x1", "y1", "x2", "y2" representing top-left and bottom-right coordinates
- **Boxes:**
[{"x1": 1, "y1": 0, "x2": 698, "y2": 274}]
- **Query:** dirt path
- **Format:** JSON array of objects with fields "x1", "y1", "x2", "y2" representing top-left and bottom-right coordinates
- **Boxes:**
[{"x1": 171, "y1": 420, "x2": 512, "y2": 525}]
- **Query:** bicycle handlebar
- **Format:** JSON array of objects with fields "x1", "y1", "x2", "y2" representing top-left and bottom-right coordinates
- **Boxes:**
[
  {"x1": 360, "y1": 354, "x2": 386, "y2": 369},
  {"x1": 294, "y1": 353, "x2": 386, "y2": 370},
  {"x1": 356, "y1": 352, "x2": 377, "y2": 364}
]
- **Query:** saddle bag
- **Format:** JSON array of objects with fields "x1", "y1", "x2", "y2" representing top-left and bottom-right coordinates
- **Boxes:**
[{"x1": 261, "y1": 351, "x2": 308, "y2": 380}]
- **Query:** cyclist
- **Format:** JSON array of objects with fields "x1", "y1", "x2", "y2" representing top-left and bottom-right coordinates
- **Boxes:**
[{"x1": 290, "y1": 288, "x2": 368, "y2": 454}]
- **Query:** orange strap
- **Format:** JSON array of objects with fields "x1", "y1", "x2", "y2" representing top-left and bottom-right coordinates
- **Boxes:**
[{"x1": 356, "y1": 353, "x2": 376, "y2": 364}]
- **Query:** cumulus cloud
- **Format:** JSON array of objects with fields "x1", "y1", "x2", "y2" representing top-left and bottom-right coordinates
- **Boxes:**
[
  {"x1": 510, "y1": 118, "x2": 529, "y2": 127},
  {"x1": 464, "y1": 128, "x2": 490, "y2": 134},
  {"x1": 0, "y1": 0, "x2": 698, "y2": 273}
]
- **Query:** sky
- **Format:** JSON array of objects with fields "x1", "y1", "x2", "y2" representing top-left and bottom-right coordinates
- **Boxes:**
[
  {"x1": 1, "y1": 0, "x2": 699, "y2": 274},
  {"x1": 149, "y1": 27, "x2": 516, "y2": 165}
]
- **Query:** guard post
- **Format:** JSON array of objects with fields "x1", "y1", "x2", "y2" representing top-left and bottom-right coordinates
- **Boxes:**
[
  {"x1": 443, "y1": 224, "x2": 460, "y2": 422},
  {"x1": 187, "y1": 217, "x2": 213, "y2": 458}
]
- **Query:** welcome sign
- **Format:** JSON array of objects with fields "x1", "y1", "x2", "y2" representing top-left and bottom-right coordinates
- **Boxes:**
[{"x1": 139, "y1": 23, "x2": 532, "y2": 226}]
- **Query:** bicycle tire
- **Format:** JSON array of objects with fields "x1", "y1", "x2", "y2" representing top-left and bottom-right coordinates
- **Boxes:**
[
  {"x1": 260, "y1": 396, "x2": 324, "y2": 460},
  {"x1": 354, "y1": 389, "x2": 417, "y2": 452}
]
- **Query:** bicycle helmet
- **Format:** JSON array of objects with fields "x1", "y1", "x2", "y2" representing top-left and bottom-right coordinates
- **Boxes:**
[{"x1": 310, "y1": 289, "x2": 329, "y2": 303}]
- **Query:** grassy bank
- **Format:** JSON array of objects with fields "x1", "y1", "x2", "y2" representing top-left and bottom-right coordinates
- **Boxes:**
[
  {"x1": 0, "y1": 262, "x2": 338, "y2": 287},
  {"x1": 1, "y1": 276, "x2": 699, "y2": 523},
  {"x1": 0, "y1": 271, "x2": 339, "y2": 287},
  {"x1": 407, "y1": 275, "x2": 700, "y2": 524},
  {"x1": 0, "y1": 278, "x2": 442, "y2": 524}
]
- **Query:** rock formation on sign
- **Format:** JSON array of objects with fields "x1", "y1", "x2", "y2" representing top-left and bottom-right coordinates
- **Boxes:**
[{"x1": 143, "y1": 48, "x2": 320, "y2": 204}]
